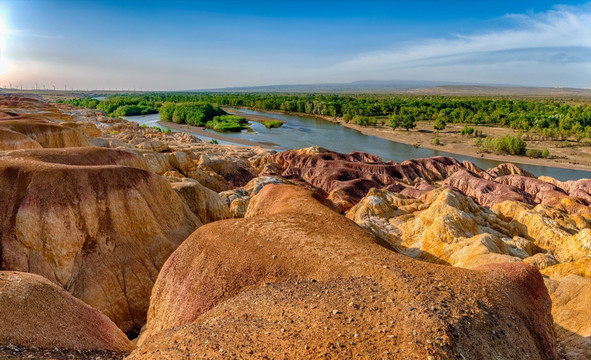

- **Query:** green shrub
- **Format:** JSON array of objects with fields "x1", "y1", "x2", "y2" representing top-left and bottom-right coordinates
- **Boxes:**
[
  {"x1": 479, "y1": 135, "x2": 527, "y2": 155},
  {"x1": 210, "y1": 139, "x2": 218, "y2": 144},
  {"x1": 461, "y1": 125, "x2": 475, "y2": 136},
  {"x1": 159, "y1": 104, "x2": 175, "y2": 121},
  {"x1": 213, "y1": 115, "x2": 248, "y2": 123},
  {"x1": 113, "y1": 105, "x2": 143, "y2": 117},
  {"x1": 526, "y1": 148, "x2": 550, "y2": 158},
  {"x1": 161, "y1": 103, "x2": 225, "y2": 126},
  {"x1": 526, "y1": 149, "x2": 543, "y2": 158},
  {"x1": 353, "y1": 115, "x2": 369, "y2": 126},
  {"x1": 433, "y1": 137, "x2": 440, "y2": 145},
  {"x1": 210, "y1": 122, "x2": 245, "y2": 132},
  {"x1": 433, "y1": 118, "x2": 446, "y2": 131}
]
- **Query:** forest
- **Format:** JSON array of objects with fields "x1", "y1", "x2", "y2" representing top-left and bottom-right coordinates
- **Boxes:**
[{"x1": 58, "y1": 93, "x2": 591, "y2": 140}]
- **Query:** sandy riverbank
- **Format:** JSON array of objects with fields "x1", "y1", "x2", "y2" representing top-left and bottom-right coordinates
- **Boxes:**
[
  {"x1": 229, "y1": 107, "x2": 591, "y2": 173},
  {"x1": 223, "y1": 108, "x2": 286, "y2": 124},
  {"x1": 338, "y1": 120, "x2": 591, "y2": 172}
]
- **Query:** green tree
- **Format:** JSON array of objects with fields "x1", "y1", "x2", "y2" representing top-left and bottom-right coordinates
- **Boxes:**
[
  {"x1": 389, "y1": 113, "x2": 402, "y2": 130},
  {"x1": 401, "y1": 114, "x2": 416, "y2": 131},
  {"x1": 433, "y1": 118, "x2": 446, "y2": 131}
]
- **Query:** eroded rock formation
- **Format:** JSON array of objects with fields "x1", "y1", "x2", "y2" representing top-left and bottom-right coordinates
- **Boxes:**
[
  {"x1": 0, "y1": 146, "x2": 199, "y2": 336},
  {"x1": 1, "y1": 95, "x2": 590, "y2": 359},
  {"x1": 259, "y1": 147, "x2": 590, "y2": 359},
  {"x1": 132, "y1": 185, "x2": 557, "y2": 359},
  {"x1": 259, "y1": 147, "x2": 591, "y2": 217}
]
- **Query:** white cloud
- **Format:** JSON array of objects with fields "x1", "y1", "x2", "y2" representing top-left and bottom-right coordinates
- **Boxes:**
[{"x1": 323, "y1": 4, "x2": 591, "y2": 87}]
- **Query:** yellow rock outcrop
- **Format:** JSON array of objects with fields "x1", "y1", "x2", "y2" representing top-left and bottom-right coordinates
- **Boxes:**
[
  {"x1": 544, "y1": 275, "x2": 591, "y2": 360},
  {"x1": 347, "y1": 188, "x2": 529, "y2": 268}
]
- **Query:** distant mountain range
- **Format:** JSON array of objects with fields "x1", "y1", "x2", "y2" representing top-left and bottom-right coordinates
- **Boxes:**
[
  {"x1": 202, "y1": 80, "x2": 591, "y2": 96},
  {"x1": 203, "y1": 80, "x2": 503, "y2": 92}
]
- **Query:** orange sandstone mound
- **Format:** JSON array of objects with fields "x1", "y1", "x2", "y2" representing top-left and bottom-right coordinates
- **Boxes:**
[
  {"x1": 0, "y1": 271, "x2": 133, "y2": 356},
  {"x1": 131, "y1": 184, "x2": 557, "y2": 359}
]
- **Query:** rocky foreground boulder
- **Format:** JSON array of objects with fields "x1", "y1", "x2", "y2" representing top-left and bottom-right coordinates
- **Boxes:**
[
  {"x1": 131, "y1": 184, "x2": 557, "y2": 359},
  {"x1": 0, "y1": 271, "x2": 133, "y2": 357}
]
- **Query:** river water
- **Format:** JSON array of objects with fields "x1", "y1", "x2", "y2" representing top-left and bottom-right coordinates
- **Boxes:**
[{"x1": 125, "y1": 109, "x2": 591, "y2": 181}]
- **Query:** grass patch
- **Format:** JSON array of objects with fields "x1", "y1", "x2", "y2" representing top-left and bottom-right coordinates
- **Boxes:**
[
  {"x1": 262, "y1": 120, "x2": 283, "y2": 129},
  {"x1": 206, "y1": 115, "x2": 248, "y2": 132}
]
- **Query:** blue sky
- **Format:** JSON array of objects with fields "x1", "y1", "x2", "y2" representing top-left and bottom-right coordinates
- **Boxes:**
[{"x1": 0, "y1": 0, "x2": 589, "y2": 90}]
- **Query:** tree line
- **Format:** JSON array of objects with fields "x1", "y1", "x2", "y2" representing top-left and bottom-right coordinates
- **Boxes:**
[{"x1": 59, "y1": 93, "x2": 591, "y2": 140}]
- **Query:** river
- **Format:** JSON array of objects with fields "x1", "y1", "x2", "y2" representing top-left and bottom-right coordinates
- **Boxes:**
[{"x1": 124, "y1": 109, "x2": 591, "y2": 181}]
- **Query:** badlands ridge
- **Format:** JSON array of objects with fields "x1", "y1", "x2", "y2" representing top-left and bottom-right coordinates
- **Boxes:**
[{"x1": 0, "y1": 95, "x2": 589, "y2": 359}]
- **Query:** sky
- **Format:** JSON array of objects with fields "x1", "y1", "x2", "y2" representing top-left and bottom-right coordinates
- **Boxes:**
[{"x1": 0, "y1": 0, "x2": 589, "y2": 90}]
